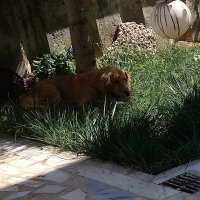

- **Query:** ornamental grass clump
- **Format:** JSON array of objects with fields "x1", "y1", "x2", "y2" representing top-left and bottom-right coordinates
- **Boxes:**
[{"x1": 2, "y1": 46, "x2": 200, "y2": 174}]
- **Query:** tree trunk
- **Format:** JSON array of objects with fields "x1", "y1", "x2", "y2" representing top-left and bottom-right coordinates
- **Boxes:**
[
  {"x1": 81, "y1": 0, "x2": 103, "y2": 57},
  {"x1": 66, "y1": 0, "x2": 96, "y2": 74}
]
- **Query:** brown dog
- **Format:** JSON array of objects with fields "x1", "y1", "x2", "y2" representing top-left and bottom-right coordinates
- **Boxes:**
[{"x1": 20, "y1": 66, "x2": 131, "y2": 108}]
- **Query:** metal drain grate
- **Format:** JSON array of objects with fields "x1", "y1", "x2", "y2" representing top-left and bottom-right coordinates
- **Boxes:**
[{"x1": 160, "y1": 172, "x2": 200, "y2": 194}]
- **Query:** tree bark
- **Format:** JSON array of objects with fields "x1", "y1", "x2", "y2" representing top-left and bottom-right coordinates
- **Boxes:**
[
  {"x1": 81, "y1": 0, "x2": 103, "y2": 57},
  {"x1": 66, "y1": 0, "x2": 96, "y2": 74}
]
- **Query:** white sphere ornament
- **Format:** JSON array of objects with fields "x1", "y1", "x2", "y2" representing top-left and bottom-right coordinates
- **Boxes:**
[{"x1": 150, "y1": 0, "x2": 192, "y2": 39}]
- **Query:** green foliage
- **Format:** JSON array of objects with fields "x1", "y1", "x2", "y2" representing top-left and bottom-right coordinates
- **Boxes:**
[
  {"x1": 0, "y1": 102, "x2": 16, "y2": 133},
  {"x1": 0, "y1": 114, "x2": 9, "y2": 132},
  {"x1": 15, "y1": 85, "x2": 200, "y2": 174},
  {"x1": 32, "y1": 47, "x2": 76, "y2": 81},
  {"x1": 3, "y1": 45, "x2": 200, "y2": 174}
]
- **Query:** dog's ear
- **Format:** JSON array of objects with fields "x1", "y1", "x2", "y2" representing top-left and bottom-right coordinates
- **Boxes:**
[{"x1": 100, "y1": 72, "x2": 111, "y2": 86}]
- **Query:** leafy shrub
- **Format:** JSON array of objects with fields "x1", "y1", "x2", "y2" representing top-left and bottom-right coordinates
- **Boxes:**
[{"x1": 32, "y1": 47, "x2": 76, "y2": 81}]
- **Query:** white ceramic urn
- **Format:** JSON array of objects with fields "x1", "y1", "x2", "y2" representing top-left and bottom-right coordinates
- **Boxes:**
[{"x1": 150, "y1": 0, "x2": 192, "y2": 39}]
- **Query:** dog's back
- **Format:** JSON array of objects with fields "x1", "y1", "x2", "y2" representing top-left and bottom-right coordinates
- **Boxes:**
[
  {"x1": 20, "y1": 73, "x2": 81, "y2": 108},
  {"x1": 20, "y1": 66, "x2": 131, "y2": 108}
]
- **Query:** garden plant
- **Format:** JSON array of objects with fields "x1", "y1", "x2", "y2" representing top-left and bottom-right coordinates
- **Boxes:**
[{"x1": 1, "y1": 45, "x2": 200, "y2": 174}]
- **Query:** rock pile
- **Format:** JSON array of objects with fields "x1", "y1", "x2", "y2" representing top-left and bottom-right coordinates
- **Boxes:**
[{"x1": 109, "y1": 22, "x2": 156, "y2": 52}]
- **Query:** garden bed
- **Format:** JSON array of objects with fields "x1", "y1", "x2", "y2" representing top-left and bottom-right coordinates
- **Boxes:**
[{"x1": 1, "y1": 46, "x2": 200, "y2": 174}]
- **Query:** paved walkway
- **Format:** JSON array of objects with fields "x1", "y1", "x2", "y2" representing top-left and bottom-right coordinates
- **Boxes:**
[{"x1": 0, "y1": 135, "x2": 200, "y2": 200}]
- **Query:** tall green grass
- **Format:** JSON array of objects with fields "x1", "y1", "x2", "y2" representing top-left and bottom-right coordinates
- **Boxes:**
[{"x1": 2, "y1": 46, "x2": 200, "y2": 174}]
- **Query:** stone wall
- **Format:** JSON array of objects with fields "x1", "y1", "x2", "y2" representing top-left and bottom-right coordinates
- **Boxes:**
[{"x1": 46, "y1": 0, "x2": 147, "y2": 52}]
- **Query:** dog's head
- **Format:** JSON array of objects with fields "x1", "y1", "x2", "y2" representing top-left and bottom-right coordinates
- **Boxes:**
[{"x1": 100, "y1": 66, "x2": 131, "y2": 98}]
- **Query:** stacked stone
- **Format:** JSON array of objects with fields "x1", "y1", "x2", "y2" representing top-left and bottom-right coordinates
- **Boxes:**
[{"x1": 109, "y1": 22, "x2": 156, "y2": 52}]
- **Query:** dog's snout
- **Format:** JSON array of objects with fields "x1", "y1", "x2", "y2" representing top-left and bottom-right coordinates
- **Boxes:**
[{"x1": 125, "y1": 91, "x2": 131, "y2": 96}]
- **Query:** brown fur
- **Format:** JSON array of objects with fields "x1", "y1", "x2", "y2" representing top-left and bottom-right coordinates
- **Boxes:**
[{"x1": 20, "y1": 66, "x2": 131, "y2": 108}]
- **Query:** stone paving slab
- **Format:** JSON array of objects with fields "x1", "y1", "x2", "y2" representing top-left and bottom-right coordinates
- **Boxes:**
[
  {"x1": 77, "y1": 166, "x2": 179, "y2": 200},
  {"x1": 1, "y1": 135, "x2": 200, "y2": 200}
]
